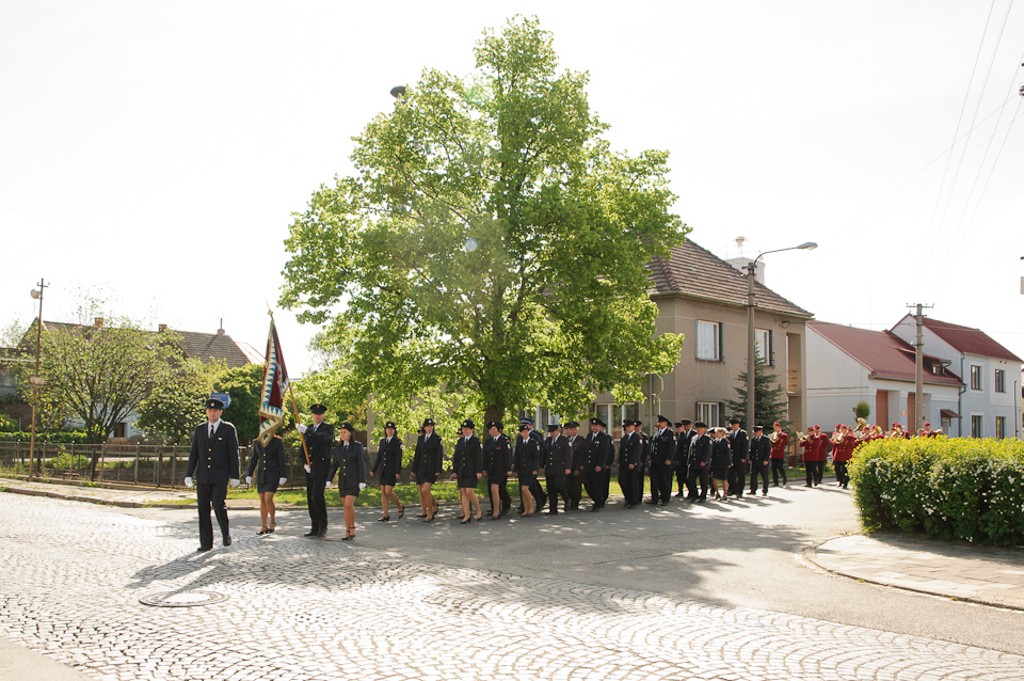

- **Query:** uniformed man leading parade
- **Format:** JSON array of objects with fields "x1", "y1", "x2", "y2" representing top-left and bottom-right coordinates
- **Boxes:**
[{"x1": 185, "y1": 398, "x2": 240, "y2": 552}]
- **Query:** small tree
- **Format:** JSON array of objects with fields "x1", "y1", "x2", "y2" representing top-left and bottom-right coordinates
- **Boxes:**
[
  {"x1": 854, "y1": 401, "x2": 871, "y2": 421},
  {"x1": 136, "y1": 358, "x2": 221, "y2": 445},
  {"x1": 725, "y1": 360, "x2": 789, "y2": 430},
  {"x1": 215, "y1": 363, "x2": 264, "y2": 445}
]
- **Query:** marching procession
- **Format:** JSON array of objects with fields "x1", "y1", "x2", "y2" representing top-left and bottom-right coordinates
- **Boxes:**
[{"x1": 184, "y1": 393, "x2": 948, "y2": 549}]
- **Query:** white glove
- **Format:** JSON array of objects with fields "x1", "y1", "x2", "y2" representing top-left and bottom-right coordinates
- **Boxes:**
[
  {"x1": 303, "y1": 464, "x2": 311, "y2": 474},
  {"x1": 278, "y1": 477, "x2": 287, "y2": 486},
  {"x1": 245, "y1": 475, "x2": 252, "y2": 485},
  {"x1": 325, "y1": 480, "x2": 333, "y2": 489},
  {"x1": 296, "y1": 424, "x2": 307, "y2": 433},
  {"x1": 229, "y1": 478, "x2": 240, "y2": 488},
  {"x1": 184, "y1": 476, "x2": 193, "y2": 488},
  {"x1": 359, "y1": 482, "x2": 367, "y2": 491}
]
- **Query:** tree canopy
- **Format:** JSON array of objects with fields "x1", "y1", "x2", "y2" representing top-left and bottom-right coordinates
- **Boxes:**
[{"x1": 281, "y1": 16, "x2": 687, "y2": 423}]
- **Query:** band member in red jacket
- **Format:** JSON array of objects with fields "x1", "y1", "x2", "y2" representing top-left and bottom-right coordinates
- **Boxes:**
[
  {"x1": 769, "y1": 421, "x2": 789, "y2": 487},
  {"x1": 832, "y1": 424, "x2": 857, "y2": 489}
]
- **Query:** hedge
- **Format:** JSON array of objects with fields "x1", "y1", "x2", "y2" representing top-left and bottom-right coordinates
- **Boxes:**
[
  {"x1": 0, "y1": 431, "x2": 90, "y2": 444},
  {"x1": 849, "y1": 436, "x2": 1024, "y2": 546}
]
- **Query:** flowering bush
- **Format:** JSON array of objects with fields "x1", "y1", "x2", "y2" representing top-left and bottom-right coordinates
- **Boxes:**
[{"x1": 849, "y1": 437, "x2": 1024, "y2": 546}]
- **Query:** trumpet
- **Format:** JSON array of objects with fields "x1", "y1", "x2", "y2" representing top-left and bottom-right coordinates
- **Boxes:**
[{"x1": 768, "y1": 430, "x2": 778, "y2": 444}]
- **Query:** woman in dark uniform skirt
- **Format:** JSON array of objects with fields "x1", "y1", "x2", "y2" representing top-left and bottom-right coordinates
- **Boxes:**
[
  {"x1": 484, "y1": 421, "x2": 511, "y2": 520},
  {"x1": 451, "y1": 419, "x2": 484, "y2": 523},
  {"x1": 513, "y1": 424, "x2": 540, "y2": 517},
  {"x1": 710, "y1": 427, "x2": 732, "y2": 501},
  {"x1": 245, "y1": 434, "x2": 287, "y2": 535},
  {"x1": 370, "y1": 421, "x2": 405, "y2": 521},
  {"x1": 327, "y1": 422, "x2": 367, "y2": 540}
]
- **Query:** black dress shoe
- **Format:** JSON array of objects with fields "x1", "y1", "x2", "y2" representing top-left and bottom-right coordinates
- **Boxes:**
[
  {"x1": 304, "y1": 528, "x2": 319, "y2": 537},
  {"x1": 223, "y1": 536, "x2": 232, "y2": 547},
  {"x1": 196, "y1": 546, "x2": 213, "y2": 553},
  {"x1": 317, "y1": 527, "x2": 327, "y2": 537}
]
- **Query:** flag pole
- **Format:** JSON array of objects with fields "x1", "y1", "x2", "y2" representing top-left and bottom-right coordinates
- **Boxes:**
[{"x1": 268, "y1": 309, "x2": 311, "y2": 467}]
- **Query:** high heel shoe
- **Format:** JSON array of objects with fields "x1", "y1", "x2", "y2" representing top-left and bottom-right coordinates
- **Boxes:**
[
  {"x1": 378, "y1": 516, "x2": 390, "y2": 522},
  {"x1": 459, "y1": 517, "x2": 471, "y2": 524},
  {"x1": 342, "y1": 534, "x2": 355, "y2": 541},
  {"x1": 257, "y1": 528, "x2": 268, "y2": 535},
  {"x1": 490, "y1": 514, "x2": 500, "y2": 520},
  {"x1": 267, "y1": 522, "x2": 276, "y2": 534},
  {"x1": 398, "y1": 505, "x2": 405, "y2": 519},
  {"x1": 475, "y1": 514, "x2": 483, "y2": 522}
]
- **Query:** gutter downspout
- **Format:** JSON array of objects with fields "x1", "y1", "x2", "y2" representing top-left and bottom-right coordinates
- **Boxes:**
[{"x1": 958, "y1": 352, "x2": 966, "y2": 437}]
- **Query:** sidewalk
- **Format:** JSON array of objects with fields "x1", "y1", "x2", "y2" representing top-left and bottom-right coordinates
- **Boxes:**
[{"x1": 4, "y1": 477, "x2": 1023, "y2": 612}]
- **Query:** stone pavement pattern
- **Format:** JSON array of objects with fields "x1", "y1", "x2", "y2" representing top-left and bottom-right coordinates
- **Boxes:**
[{"x1": 1, "y1": 493, "x2": 1023, "y2": 681}]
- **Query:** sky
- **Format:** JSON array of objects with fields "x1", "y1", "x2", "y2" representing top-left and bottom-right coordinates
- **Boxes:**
[{"x1": 2, "y1": 1, "x2": 1022, "y2": 376}]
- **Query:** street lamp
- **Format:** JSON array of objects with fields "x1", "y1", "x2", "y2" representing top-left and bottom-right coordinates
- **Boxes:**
[
  {"x1": 28, "y1": 278, "x2": 47, "y2": 478},
  {"x1": 746, "y1": 243, "x2": 816, "y2": 431}
]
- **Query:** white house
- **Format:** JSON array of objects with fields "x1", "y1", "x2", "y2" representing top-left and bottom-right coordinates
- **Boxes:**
[{"x1": 889, "y1": 316, "x2": 1022, "y2": 439}]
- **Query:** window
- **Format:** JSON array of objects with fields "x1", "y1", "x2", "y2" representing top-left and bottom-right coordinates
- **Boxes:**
[
  {"x1": 995, "y1": 369, "x2": 1005, "y2": 393},
  {"x1": 971, "y1": 415, "x2": 983, "y2": 438},
  {"x1": 696, "y1": 401, "x2": 721, "y2": 426},
  {"x1": 696, "y1": 320, "x2": 722, "y2": 361},
  {"x1": 970, "y1": 365, "x2": 982, "y2": 391},
  {"x1": 995, "y1": 416, "x2": 1006, "y2": 439},
  {"x1": 755, "y1": 329, "x2": 773, "y2": 365}
]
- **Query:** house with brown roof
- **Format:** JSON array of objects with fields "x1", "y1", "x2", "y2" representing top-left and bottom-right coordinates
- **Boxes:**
[
  {"x1": 889, "y1": 316, "x2": 1022, "y2": 438},
  {"x1": 806, "y1": 321, "x2": 964, "y2": 435},
  {"x1": 571, "y1": 239, "x2": 814, "y2": 436}
]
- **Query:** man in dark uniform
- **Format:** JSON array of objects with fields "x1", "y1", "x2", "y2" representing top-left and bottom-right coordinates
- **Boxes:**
[
  {"x1": 648, "y1": 415, "x2": 676, "y2": 506},
  {"x1": 298, "y1": 403, "x2": 333, "y2": 537},
  {"x1": 674, "y1": 420, "x2": 695, "y2": 497},
  {"x1": 520, "y1": 417, "x2": 548, "y2": 512},
  {"x1": 543, "y1": 424, "x2": 571, "y2": 514},
  {"x1": 564, "y1": 421, "x2": 587, "y2": 510},
  {"x1": 634, "y1": 421, "x2": 650, "y2": 506},
  {"x1": 185, "y1": 398, "x2": 240, "y2": 552},
  {"x1": 482, "y1": 420, "x2": 513, "y2": 517},
  {"x1": 686, "y1": 421, "x2": 711, "y2": 503},
  {"x1": 728, "y1": 418, "x2": 749, "y2": 498},
  {"x1": 585, "y1": 417, "x2": 612, "y2": 511},
  {"x1": 617, "y1": 419, "x2": 641, "y2": 508},
  {"x1": 749, "y1": 425, "x2": 771, "y2": 496}
]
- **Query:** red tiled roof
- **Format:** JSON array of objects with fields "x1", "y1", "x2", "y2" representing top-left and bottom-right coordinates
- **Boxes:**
[
  {"x1": 920, "y1": 317, "x2": 1022, "y2": 363},
  {"x1": 648, "y1": 240, "x2": 811, "y2": 317},
  {"x1": 809, "y1": 320, "x2": 962, "y2": 386}
]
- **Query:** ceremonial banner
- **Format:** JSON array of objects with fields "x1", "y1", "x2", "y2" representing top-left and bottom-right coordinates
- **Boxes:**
[{"x1": 258, "y1": 320, "x2": 289, "y2": 446}]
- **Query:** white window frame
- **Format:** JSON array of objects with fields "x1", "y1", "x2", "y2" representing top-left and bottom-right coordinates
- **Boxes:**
[
  {"x1": 970, "y1": 365, "x2": 982, "y2": 391},
  {"x1": 994, "y1": 369, "x2": 1005, "y2": 393},
  {"x1": 696, "y1": 401, "x2": 720, "y2": 426},
  {"x1": 754, "y1": 328, "x2": 773, "y2": 366},
  {"x1": 970, "y1": 414, "x2": 983, "y2": 438},
  {"x1": 696, "y1": 320, "x2": 722, "y2": 361}
]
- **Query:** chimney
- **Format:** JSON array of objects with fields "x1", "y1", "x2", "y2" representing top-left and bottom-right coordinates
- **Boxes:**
[
  {"x1": 158, "y1": 324, "x2": 167, "y2": 332},
  {"x1": 217, "y1": 318, "x2": 225, "y2": 336},
  {"x1": 94, "y1": 317, "x2": 104, "y2": 328}
]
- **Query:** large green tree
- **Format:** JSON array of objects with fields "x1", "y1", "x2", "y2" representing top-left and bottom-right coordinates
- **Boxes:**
[
  {"x1": 136, "y1": 358, "x2": 222, "y2": 445},
  {"x1": 281, "y1": 17, "x2": 686, "y2": 423}
]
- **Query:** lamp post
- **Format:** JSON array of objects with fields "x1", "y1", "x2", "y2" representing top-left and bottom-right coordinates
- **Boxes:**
[
  {"x1": 746, "y1": 243, "x2": 816, "y2": 431},
  {"x1": 28, "y1": 278, "x2": 47, "y2": 478}
]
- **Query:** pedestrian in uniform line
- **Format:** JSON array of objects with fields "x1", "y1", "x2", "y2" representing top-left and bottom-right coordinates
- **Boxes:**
[
  {"x1": 246, "y1": 433, "x2": 286, "y2": 535},
  {"x1": 686, "y1": 421, "x2": 711, "y2": 503},
  {"x1": 298, "y1": 404, "x2": 333, "y2": 537},
  {"x1": 618, "y1": 420, "x2": 642, "y2": 508},
  {"x1": 411, "y1": 418, "x2": 444, "y2": 522},
  {"x1": 370, "y1": 421, "x2": 405, "y2": 522},
  {"x1": 812, "y1": 425, "x2": 828, "y2": 486},
  {"x1": 833, "y1": 424, "x2": 856, "y2": 489},
  {"x1": 710, "y1": 427, "x2": 732, "y2": 501},
  {"x1": 769, "y1": 421, "x2": 789, "y2": 487},
  {"x1": 727, "y1": 419, "x2": 749, "y2": 498},
  {"x1": 674, "y1": 420, "x2": 695, "y2": 497},
  {"x1": 512, "y1": 424, "x2": 541, "y2": 517},
  {"x1": 633, "y1": 421, "x2": 650, "y2": 506},
  {"x1": 543, "y1": 424, "x2": 571, "y2": 515},
  {"x1": 483, "y1": 421, "x2": 512, "y2": 519},
  {"x1": 451, "y1": 419, "x2": 484, "y2": 523},
  {"x1": 748, "y1": 425, "x2": 771, "y2": 496},
  {"x1": 185, "y1": 398, "x2": 240, "y2": 552},
  {"x1": 648, "y1": 415, "x2": 676, "y2": 506},
  {"x1": 326, "y1": 422, "x2": 367, "y2": 541},
  {"x1": 519, "y1": 417, "x2": 548, "y2": 512},
  {"x1": 564, "y1": 421, "x2": 588, "y2": 510},
  {"x1": 585, "y1": 417, "x2": 612, "y2": 511}
]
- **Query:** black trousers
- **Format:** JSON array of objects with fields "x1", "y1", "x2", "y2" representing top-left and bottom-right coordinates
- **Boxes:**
[
  {"x1": 749, "y1": 463, "x2": 769, "y2": 494},
  {"x1": 729, "y1": 462, "x2": 747, "y2": 496},
  {"x1": 619, "y1": 466, "x2": 639, "y2": 505},
  {"x1": 305, "y1": 474, "x2": 328, "y2": 530},
  {"x1": 834, "y1": 460, "x2": 849, "y2": 487},
  {"x1": 584, "y1": 469, "x2": 607, "y2": 507},
  {"x1": 771, "y1": 458, "x2": 787, "y2": 485},
  {"x1": 528, "y1": 478, "x2": 547, "y2": 510},
  {"x1": 545, "y1": 475, "x2": 569, "y2": 512},
  {"x1": 686, "y1": 466, "x2": 709, "y2": 500},
  {"x1": 650, "y1": 462, "x2": 672, "y2": 503},
  {"x1": 566, "y1": 471, "x2": 584, "y2": 508},
  {"x1": 195, "y1": 482, "x2": 229, "y2": 549},
  {"x1": 815, "y1": 460, "x2": 825, "y2": 484}
]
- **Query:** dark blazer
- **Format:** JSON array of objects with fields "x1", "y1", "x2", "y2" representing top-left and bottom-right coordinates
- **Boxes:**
[
  {"x1": 676, "y1": 429, "x2": 696, "y2": 467},
  {"x1": 652, "y1": 428, "x2": 677, "y2": 466},
  {"x1": 452, "y1": 435, "x2": 483, "y2": 480},
  {"x1": 412, "y1": 432, "x2": 444, "y2": 482},
  {"x1": 187, "y1": 420, "x2": 240, "y2": 485},
  {"x1": 729, "y1": 428, "x2": 749, "y2": 466},
  {"x1": 246, "y1": 436, "x2": 285, "y2": 485},
  {"x1": 328, "y1": 441, "x2": 367, "y2": 491},
  {"x1": 543, "y1": 434, "x2": 569, "y2": 476},
  {"x1": 750, "y1": 434, "x2": 772, "y2": 466},
  {"x1": 711, "y1": 437, "x2": 732, "y2": 472},
  {"x1": 567, "y1": 434, "x2": 588, "y2": 474},
  {"x1": 689, "y1": 433, "x2": 711, "y2": 469},
  {"x1": 512, "y1": 436, "x2": 541, "y2": 476},
  {"x1": 372, "y1": 436, "x2": 403, "y2": 478},
  {"x1": 587, "y1": 431, "x2": 613, "y2": 471},
  {"x1": 483, "y1": 434, "x2": 512, "y2": 478},
  {"x1": 618, "y1": 431, "x2": 641, "y2": 468},
  {"x1": 303, "y1": 421, "x2": 334, "y2": 479}
]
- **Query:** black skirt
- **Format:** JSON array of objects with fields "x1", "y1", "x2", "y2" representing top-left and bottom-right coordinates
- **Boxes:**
[
  {"x1": 256, "y1": 479, "x2": 280, "y2": 494},
  {"x1": 378, "y1": 473, "x2": 398, "y2": 487},
  {"x1": 457, "y1": 475, "x2": 479, "y2": 489},
  {"x1": 712, "y1": 464, "x2": 730, "y2": 480},
  {"x1": 517, "y1": 473, "x2": 537, "y2": 488},
  {"x1": 338, "y1": 487, "x2": 361, "y2": 498}
]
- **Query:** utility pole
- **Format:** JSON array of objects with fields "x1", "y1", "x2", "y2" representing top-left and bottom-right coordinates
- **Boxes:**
[
  {"x1": 28, "y1": 278, "x2": 48, "y2": 478},
  {"x1": 907, "y1": 303, "x2": 934, "y2": 432}
]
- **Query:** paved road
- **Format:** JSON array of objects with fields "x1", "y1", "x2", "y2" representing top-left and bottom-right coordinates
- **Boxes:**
[{"x1": 1, "y1": 490, "x2": 1022, "y2": 680}]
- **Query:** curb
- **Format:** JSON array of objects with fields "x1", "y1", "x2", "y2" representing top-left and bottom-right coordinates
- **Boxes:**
[{"x1": 804, "y1": 536, "x2": 1024, "y2": 613}]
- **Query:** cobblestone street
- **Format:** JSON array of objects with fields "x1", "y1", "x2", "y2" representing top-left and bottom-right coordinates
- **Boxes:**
[{"x1": 1, "y1": 493, "x2": 1022, "y2": 681}]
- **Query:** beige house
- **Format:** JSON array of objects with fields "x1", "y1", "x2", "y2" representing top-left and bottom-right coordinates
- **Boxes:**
[{"x1": 588, "y1": 239, "x2": 812, "y2": 438}]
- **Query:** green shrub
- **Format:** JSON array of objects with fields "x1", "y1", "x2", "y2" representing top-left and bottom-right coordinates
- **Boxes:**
[
  {"x1": 0, "y1": 431, "x2": 89, "y2": 444},
  {"x1": 849, "y1": 437, "x2": 1024, "y2": 546}
]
